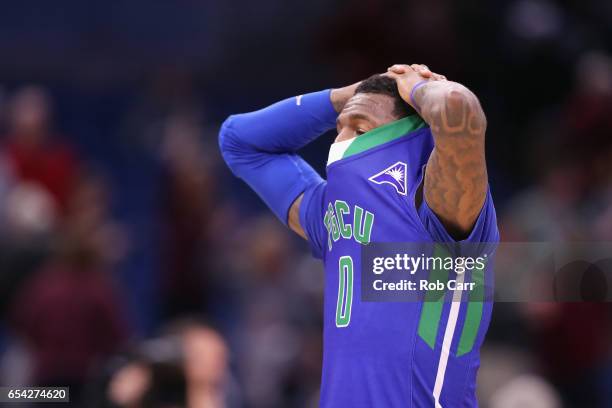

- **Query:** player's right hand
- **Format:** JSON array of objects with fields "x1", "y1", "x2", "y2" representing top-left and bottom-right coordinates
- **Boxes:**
[{"x1": 330, "y1": 82, "x2": 361, "y2": 113}]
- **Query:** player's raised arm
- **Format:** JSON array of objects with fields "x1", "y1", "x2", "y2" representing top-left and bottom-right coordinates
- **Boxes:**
[
  {"x1": 386, "y1": 64, "x2": 488, "y2": 239},
  {"x1": 218, "y1": 84, "x2": 358, "y2": 238}
]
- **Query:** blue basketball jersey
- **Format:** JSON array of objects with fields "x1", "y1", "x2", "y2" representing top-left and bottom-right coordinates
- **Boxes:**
[{"x1": 299, "y1": 115, "x2": 499, "y2": 407}]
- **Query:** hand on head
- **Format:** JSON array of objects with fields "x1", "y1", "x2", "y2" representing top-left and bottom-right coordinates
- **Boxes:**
[
  {"x1": 387, "y1": 64, "x2": 447, "y2": 81},
  {"x1": 383, "y1": 64, "x2": 447, "y2": 109}
]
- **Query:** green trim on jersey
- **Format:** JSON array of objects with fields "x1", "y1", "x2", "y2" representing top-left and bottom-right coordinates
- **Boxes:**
[
  {"x1": 417, "y1": 245, "x2": 450, "y2": 348},
  {"x1": 342, "y1": 115, "x2": 426, "y2": 159},
  {"x1": 456, "y1": 262, "x2": 486, "y2": 356}
]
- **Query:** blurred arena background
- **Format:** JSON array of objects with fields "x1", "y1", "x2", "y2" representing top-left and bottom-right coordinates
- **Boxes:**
[{"x1": 0, "y1": 1, "x2": 611, "y2": 407}]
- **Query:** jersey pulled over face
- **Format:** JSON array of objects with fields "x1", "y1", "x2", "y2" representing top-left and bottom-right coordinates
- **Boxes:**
[
  {"x1": 334, "y1": 93, "x2": 399, "y2": 143},
  {"x1": 299, "y1": 115, "x2": 499, "y2": 407}
]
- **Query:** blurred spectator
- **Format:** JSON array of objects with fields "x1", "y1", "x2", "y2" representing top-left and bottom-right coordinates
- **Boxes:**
[
  {"x1": 158, "y1": 112, "x2": 218, "y2": 319},
  {"x1": 0, "y1": 148, "x2": 55, "y2": 321},
  {"x1": 182, "y1": 322, "x2": 230, "y2": 408},
  {"x1": 5, "y1": 172, "x2": 130, "y2": 401},
  {"x1": 2, "y1": 182, "x2": 57, "y2": 240},
  {"x1": 108, "y1": 336, "x2": 186, "y2": 408},
  {"x1": 101, "y1": 320, "x2": 233, "y2": 408},
  {"x1": 1, "y1": 86, "x2": 79, "y2": 213},
  {"x1": 500, "y1": 51, "x2": 612, "y2": 407},
  {"x1": 107, "y1": 361, "x2": 153, "y2": 408},
  {"x1": 62, "y1": 172, "x2": 129, "y2": 266},
  {"x1": 503, "y1": 50, "x2": 612, "y2": 241},
  {"x1": 0, "y1": 174, "x2": 55, "y2": 317},
  {"x1": 6, "y1": 245, "x2": 129, "y2": 399},
  {"x1": 225, "y1": 216, "x2": 322, "y2": 408}
]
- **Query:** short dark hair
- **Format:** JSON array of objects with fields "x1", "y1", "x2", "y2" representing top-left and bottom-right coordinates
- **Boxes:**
[{"x1": 354, "y1": 75, "x2": 415, "y2": 119}]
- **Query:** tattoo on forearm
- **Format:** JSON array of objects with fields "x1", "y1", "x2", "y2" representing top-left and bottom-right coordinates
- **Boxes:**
[
  {"x1": 415, "y1": 84, "x2": 486, "y2": 138},
  {"x1": 413, "y1": 82, "x2": 488, "y2": 236}
]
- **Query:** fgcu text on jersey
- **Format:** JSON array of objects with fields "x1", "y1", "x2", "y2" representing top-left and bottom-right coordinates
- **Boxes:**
[{"x1": 301, "y1": 115, "x2": 499, "y2": 407}]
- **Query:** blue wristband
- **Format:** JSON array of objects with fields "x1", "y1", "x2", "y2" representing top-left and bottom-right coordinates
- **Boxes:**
[{"x1": 409, "y1": 80, "x2": 429, "y2": 112}]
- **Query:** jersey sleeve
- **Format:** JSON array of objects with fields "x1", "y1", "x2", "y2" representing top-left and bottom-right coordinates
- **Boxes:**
[
  {"x1": 299, "y1": 180, "x2": 328, "y2": 259},
  {"x1": 418, "y1": 187, "x2": 499, "y2": 243}
]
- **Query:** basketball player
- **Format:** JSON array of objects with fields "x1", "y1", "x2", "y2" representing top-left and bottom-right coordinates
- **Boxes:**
[{"x1": 219, "y1": 64, "x2": 499, "y2": 407}]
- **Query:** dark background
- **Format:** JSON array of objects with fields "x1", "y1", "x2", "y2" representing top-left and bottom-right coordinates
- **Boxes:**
[{"x1": 0, "y1": 0, "x2": 611, "y2": 407}]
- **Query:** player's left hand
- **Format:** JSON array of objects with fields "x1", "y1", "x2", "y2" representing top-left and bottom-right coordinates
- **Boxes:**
[{"x1": 384, "y1": 64, "x2": 446, "y2": 109}]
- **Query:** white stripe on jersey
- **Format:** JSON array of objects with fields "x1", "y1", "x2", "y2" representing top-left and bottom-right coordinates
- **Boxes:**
[{"x1": 433, "y1": 272, "x2": 465, "y2": 407}]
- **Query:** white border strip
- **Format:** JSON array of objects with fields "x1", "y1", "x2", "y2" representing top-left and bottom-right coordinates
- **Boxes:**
[{"x1": 327, "y1": 138, "x2": 354, "y2": 165}]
